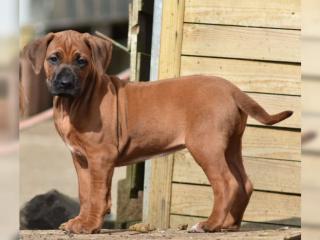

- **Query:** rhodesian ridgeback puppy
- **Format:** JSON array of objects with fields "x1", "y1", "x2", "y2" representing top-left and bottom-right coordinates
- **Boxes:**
[{"x1": 23, "y1": 30, "x2": 293, "y2": 234}]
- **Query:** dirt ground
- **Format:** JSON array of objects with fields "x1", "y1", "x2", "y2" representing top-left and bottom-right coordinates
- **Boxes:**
[{"x1": 20, "y1": 228, "x2": 301, "y2": 240}]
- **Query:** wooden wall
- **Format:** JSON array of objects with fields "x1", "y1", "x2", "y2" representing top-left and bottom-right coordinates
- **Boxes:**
[{"x1": 145, "y1": 0, "x2": 301, "y2": 228}]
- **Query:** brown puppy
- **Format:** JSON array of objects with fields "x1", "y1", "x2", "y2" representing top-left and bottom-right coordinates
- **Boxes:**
[{"x1": 23, "y1": 30, "x2": 293, "y2": 234}]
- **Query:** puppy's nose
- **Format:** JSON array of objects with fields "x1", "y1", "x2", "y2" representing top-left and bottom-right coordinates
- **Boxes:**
[{"x1": 60, "y1": 78, "x2": 74, "y2": 89}]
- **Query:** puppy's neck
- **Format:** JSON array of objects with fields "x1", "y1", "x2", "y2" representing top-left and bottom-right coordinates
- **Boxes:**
[{"x1": 53, "y1": 74, "x2": 114, "y2": 125}]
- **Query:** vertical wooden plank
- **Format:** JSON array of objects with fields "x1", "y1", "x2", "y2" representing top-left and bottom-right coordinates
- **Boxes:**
[
  {"x1": 129, "y1": 0, "x2": 139, "y2": 82},
  {"x1": 157, "y1": 0, "x2": 185, "y2": 78},
  {"x1": 144, "y1": 0, "x2": 185, "y2": 228}
]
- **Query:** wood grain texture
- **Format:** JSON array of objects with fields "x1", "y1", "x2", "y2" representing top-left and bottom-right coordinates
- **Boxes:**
[
  {"x1": 184, "y1": 0, "x2": 300, "y2": 29},
  {"x1": 170, "y1": 183, "x2": 301, "y2": 226},
  {"x1": 182, "y1": 24, "x2": 300, "y2": 62},
  {"x1": 172, "y1": 150, "x2": 300, "y2": 194},
  {"x1": 145, "y1": 0, "x2": 185, "y2": 229},
  {"x1": 243, "y1": 127, "x2": 300, "y2": 161},
  {"x1": 170, "y1": 215, "x2": 300, "y2": 230},
  {"x1": 158, "y1": 0, "x2": 185, "y2": 78},
  {"x1": 147, "y1": 155, "x2": 175, "y2": 227},
  {"x1": 180, "y1": 56, "x2": 301, "y2": 95}
]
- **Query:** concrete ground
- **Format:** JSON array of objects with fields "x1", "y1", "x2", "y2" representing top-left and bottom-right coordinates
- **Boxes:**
[
  {"x1": 20, "y1": 118, "x2": 127, "y2": 220},
  {"x1": 20, "y1": 228, "x2": 301, "y2": 240}
]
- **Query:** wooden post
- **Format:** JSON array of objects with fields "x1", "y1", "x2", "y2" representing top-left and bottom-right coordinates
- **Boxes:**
[{"x1": 143, "y1": 0, "x2": 185, "y2": 229}]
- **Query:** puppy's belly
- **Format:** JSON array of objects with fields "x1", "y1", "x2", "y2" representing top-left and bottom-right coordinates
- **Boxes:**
[{"x1": 115, "y1": 146, "x2": 185, "y2": 167}]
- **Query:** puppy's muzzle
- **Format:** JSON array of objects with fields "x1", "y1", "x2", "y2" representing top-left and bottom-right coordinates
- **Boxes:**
[{"x1": 50, "y1": 67, "x2": 79, "y2": 97}]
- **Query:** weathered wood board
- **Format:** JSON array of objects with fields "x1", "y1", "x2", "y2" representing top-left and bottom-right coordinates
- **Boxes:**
[
  {"x1": 170, "y1": 215, "x2": 299, "y2": 231},
  {"x1": 145, "y1": 0, "x2": 186, "y2": 229},
  {"x1": 180, "y1": 56, "x2": 300, "y2": 95},
  {"x1": 171, "y1": 183, "x2": 300, "y2": 226},
  {"x1": 243, "y1": 127, "x2": 300, "y2": 161},
  {"x1": 184, "y1": 0, "x2": 300, "y2": 29},
  {"x1": 173, "y1": 150, "x2": 300, "y2": 194},
  {"x1": 182, "y1": 24, "x2": 300, "y2": 62}
]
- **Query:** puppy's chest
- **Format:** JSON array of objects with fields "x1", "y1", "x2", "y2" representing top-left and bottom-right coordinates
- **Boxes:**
[{"x1": 54, "y1": 117, "x2": 84, "y2": 156}]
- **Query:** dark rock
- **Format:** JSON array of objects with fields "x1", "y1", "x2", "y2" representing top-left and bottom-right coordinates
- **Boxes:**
[{"x1": 20, "y1": 190, "x2": 79, "y2": 230}]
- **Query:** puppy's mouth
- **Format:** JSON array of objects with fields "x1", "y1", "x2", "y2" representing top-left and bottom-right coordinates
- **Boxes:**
[
  {"x1": 51, "y1": 90, "x2": 79, "y2": 97},
  {"x1": 49, "y1": 86, "x2": 81, "y2": 98}
]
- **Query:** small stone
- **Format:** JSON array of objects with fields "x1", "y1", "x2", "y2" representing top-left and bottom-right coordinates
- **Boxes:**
[
  {"x1": 128, "y1": 223, "x2": 156, "y2": 233},
  {"x1": 177, "y1": 223, "x2": 188, "y2": 230}
]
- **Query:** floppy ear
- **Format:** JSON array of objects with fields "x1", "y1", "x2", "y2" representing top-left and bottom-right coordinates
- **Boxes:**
[
  {"x1": 83, "y1": 34, "x2": 113, "y2": 76},
  {"x1": 23, "y1": 33, "x2": 55, "y2": 74}
]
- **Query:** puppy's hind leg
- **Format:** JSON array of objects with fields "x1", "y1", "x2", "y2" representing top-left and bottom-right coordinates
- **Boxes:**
[
  {"x1": 186, "y1": 132, "x2": 240, "y2": 233},
  {"x1": 222, "y1": 136, "x2": 253, "y2": 231}
]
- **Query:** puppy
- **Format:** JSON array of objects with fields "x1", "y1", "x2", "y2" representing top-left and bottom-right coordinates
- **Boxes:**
[{"x1": 23, "y1": 30, "x2": 293, "y2": 234}]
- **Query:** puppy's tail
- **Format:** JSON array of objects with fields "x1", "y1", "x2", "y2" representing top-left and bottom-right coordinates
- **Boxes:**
[{"x1": 233, "y1": 89, "x2": 293, "y2": 126}]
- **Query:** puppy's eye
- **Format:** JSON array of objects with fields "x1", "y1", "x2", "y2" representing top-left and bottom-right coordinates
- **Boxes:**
[
  {"x1": 76, "y1": 58, "x2": 88, "y2": 67},
  {"x1": 48, "y1": 55, "x2": 59, "y2": 64}
]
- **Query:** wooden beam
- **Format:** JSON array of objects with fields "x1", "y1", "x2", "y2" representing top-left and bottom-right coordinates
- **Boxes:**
[
  {"x1": 144, "y1": 0, "x2": 185, "y2": 229},
  {"x1": 173, "y1": 150, "x2": 300, "y2": 194},
  {"x1": 184, "y1": 0, "x2": 300, "y2": 29},
  {"x1": 171, "y1": 183, "x2": 301, "y2": 226},
  {"x1": 170, "y1": 215, "x2": 301, "y2": 231},
  {"x1": 180, "y1": 56, "x2": 301, "y2": 96},
  {"x1": 243, "y1": 127, "x2": 300, "y2": 161},
  {"x1": 182, "y1": 24, "x2": 300, "y2": 63}
]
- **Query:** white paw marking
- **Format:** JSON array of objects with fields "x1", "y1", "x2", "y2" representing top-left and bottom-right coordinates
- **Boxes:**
[{"x1": 188, "y1": 223, "x2": 205, "y2": 233}]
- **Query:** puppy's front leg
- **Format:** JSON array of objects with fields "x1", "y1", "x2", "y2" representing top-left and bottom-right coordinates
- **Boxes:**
[
  {"x1": 63, "y1": 146, "x2": 117, "y2": 234},
  {"x1": 60, "y1": 154, "x2": 90, "y2": 232}
]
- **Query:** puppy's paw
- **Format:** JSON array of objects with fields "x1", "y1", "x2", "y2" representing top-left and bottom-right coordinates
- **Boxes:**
[
  {"x1": 59, "y1": 216, "x2": 80, "y2": 231},
  {"x1": 188, "y1": 221, "x2": 222, "y2": 233},
  {"x1": 59, "y1": 217, "x2": 101, "y2": 234},
  {"x1": 221, "y1": 224, "x2": 240, "y2": 232},
  {"x1": 188, "y1": 222, "x2": 205, "y2": 233}
]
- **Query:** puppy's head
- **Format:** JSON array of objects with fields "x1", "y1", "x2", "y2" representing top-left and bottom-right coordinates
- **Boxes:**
[{"x1": 23, "y1": 30, "x2": 112, "y2": 98}]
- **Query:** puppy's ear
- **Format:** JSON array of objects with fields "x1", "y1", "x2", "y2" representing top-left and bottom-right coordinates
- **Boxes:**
[
  {"x1": 23, "y1": 33, "x2": 55, "y2": 74},
  {"x1": 83, "y1": 34, "x2": 113, "y2": 76}
]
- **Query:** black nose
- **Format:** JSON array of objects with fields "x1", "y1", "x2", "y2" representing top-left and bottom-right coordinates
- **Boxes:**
[{"x1": 60, "y1": 78, "x2": 74, "y2": 89}]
